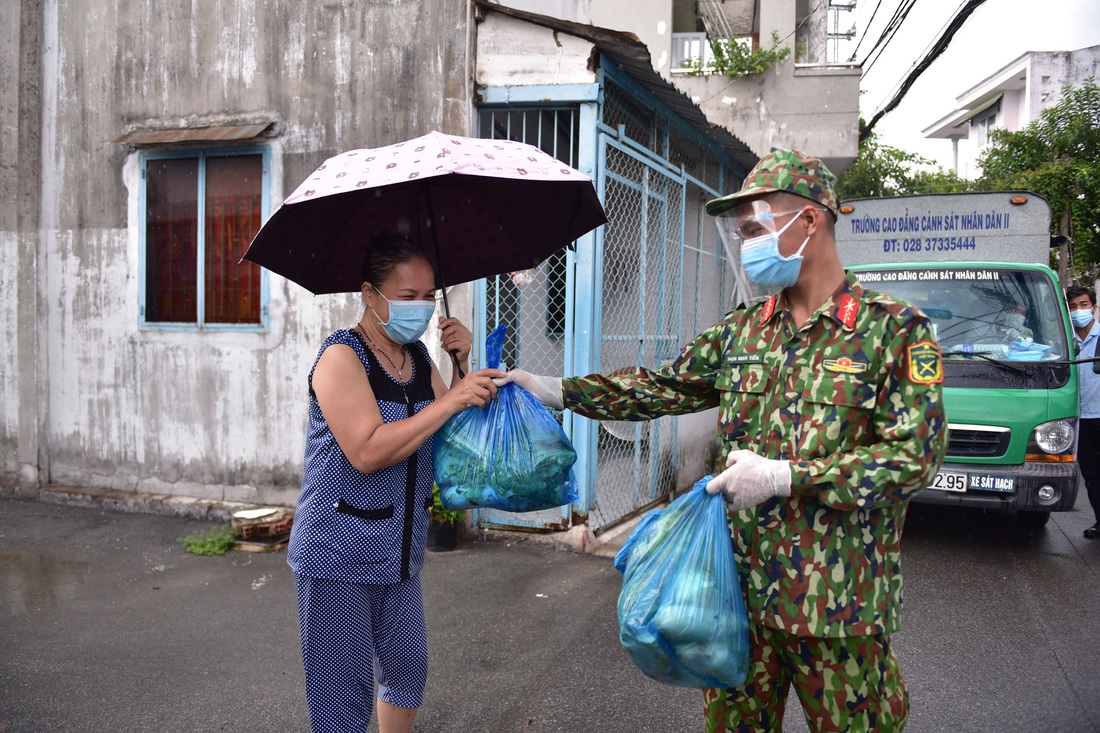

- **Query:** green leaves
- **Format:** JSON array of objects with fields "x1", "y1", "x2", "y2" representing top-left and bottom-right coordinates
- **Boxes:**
[
  {"x1": 681, "y1": 31, "x2": 791, "y2": 80},
  {"x1": 838, "y1": 125, "x2": 967, "y2": 199},
  {"x1": 179, "y1": 526, "x2": 235, "y2": 556},
  {"x1": 977, "y1": 79, "x2": 1100, "y2": 281}
]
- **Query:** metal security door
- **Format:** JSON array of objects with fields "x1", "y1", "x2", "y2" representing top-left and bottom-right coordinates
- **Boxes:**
[
  {"x1": 472, "y1": 106, "x2": 585, "y2": 531},
  {"x1": 590, "y1": 136, "x2": 686, "y2": 532}
]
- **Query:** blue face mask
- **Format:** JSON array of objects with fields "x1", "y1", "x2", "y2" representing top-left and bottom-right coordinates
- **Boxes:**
[
  {"x1": 372, "y1": 286, "x2": 436, "y2": 344},
  {"x1": 740, "y1": 213, "x2": 809, "y2": 290},
  {"x1": 1071, "y1": 308, "x2": 1094, "y2": 328}
]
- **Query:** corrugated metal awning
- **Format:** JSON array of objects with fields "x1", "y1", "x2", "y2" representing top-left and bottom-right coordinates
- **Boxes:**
[
  {"x1": 473, "y1": 1, "x2": 757, "y2": 174},
  {"x1": 112, "y1": 122, "x2": 274, "y2": 145}
]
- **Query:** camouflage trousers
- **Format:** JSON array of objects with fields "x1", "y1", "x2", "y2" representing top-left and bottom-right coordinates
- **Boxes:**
[{"x1": 702, "y1": 622, "x2": 908, "y2": 732}]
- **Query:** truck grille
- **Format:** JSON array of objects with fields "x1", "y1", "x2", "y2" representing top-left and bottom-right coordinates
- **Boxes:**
[{"x1": 946, "y1": 424, "x2": 1011, "y2": 458}]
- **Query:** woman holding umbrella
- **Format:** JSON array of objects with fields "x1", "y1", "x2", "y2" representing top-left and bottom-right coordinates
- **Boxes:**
[{"x1": 287, "y1": 235, "x2": 502, "y2": 733}]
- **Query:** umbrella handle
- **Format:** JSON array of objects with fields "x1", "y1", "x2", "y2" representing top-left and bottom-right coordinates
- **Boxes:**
[{"x1": 450, "y1": 351, "x2": 466, "y2": 380}]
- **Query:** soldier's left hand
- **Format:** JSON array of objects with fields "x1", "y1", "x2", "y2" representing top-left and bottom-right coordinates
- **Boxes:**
[{"x1": 705, "y1": 450, "x2": 792, "y2": 511}]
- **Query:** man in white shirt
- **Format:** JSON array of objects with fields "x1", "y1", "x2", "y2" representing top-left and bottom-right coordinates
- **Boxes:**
[{"x1": 1067, "y1": 285, "x2": 1100, "y2": 539}]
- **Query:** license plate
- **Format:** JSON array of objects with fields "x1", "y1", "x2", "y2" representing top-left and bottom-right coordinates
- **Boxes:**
[
  {"x1": 967, "y1": 473, "x2": 1015, "y2": 492},
  {"x1": 929, "y1": 471, "x2": 967, "y2": 492}
]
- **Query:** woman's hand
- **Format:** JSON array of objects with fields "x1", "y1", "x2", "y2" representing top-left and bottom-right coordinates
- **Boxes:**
[
  {"x1": 443, "y1": 368, "x2": 504, "y2": 413},
  {"x1": 439, "y1": 317, "x2": 472, "y2": 365}
]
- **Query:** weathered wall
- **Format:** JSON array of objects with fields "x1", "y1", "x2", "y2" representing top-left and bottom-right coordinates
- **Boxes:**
[
  {"x1": 1, "y1": 1, "x2": 45, "y2": 488},
  {"x1": 2, "y1": 0, "x2": 470, "y2": 502}
]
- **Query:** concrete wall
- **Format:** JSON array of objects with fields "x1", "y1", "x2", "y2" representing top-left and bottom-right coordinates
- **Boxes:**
[
  {"x1": 671, "y1": 0, "x2": 860, "y2": 173},
  {"x1": 1, "y1": 0, "x2": 471, "y2": 503},
  {"x1": 1027, "y1": 47, "x2": 1100, "y2": 124},
  {"x1": 675, "y1": 65, "x2": 861, "y2": 173}
]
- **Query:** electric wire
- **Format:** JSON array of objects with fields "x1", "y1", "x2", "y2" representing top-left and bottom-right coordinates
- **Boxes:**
[
  {"x1": 868, "y1": 0, "x2": 969, "y2": 117},
  {"x1": 848, "y1": 0, "x2": 887, "y2": 62},
  {"x1": 861, "y1": 0, "x2": 919, "y2": 74},
  {"x1": 858, "y1": 0, "x2": 912, "y2": 65},
  {"x1": 861, "y1": 0, "x2": 991, "y2": 141}
]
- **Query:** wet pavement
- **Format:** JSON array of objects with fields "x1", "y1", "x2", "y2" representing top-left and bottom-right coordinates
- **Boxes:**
[
  {"x1": 2, "y1": 493, "x2": 1099, "y2": 732},
  {"x1": 0, "y1": 497, "x2": 703, "y2": 732}
]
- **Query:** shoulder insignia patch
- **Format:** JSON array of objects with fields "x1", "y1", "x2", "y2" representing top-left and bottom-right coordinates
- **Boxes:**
[
  {"x1": 822, "y1": 356, "x2": 868, "y2": 374},
  {"x1": 759, "y1": 294, "x2": 778, "y2": 325},
  {"x1": 906, "y1": 340, "x2": 943, "y2": 384}
]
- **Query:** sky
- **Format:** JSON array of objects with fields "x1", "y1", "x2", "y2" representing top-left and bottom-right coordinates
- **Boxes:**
[{"x1": 839, "y1": 0, "x2": 1100, "y2": 174}]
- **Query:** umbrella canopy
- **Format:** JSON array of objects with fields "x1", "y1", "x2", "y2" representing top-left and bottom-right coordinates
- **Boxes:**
[{"x1": 243, "y1": 131, "x2": 607, "y2": 294}]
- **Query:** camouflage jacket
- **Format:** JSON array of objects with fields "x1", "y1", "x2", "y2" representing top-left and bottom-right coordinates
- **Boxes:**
[{"x1": 564, "y1": 272, "x2": 947, "y2": 637}]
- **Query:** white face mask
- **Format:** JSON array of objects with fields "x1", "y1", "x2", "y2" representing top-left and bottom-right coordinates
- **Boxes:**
[{"x1": 1071, "y1": 308, "x2": 1094, "y2": 328}]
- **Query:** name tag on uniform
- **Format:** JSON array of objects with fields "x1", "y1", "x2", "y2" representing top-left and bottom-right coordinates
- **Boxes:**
[{"x1": 726, "y1": 353, "x2": 764, "y2": 365}]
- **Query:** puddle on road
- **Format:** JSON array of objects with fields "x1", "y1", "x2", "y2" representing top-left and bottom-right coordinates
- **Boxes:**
[{"x1": 0, "y1": 553, "x2": 91, "y2": 616}]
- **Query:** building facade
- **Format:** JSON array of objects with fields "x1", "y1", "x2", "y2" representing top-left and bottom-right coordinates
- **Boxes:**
[
  {"x1": 923, "y1": 44, "x2": 1100, "y2": 178},
  {"x1": 2, "y1": 0, "x2": 860, "y2": 536}
]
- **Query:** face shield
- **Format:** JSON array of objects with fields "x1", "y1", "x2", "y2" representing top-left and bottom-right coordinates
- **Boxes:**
[{"x1": 714, "y1": 199, "x2": 807, "y2": 304}]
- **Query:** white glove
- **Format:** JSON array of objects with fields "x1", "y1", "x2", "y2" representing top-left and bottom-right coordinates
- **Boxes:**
[
  {"x1": 492, "y1": 369, "x2": 564, "y2": 410},
  {"x1": 705, "y1": 450, "x2": 792, "y2": 512}
]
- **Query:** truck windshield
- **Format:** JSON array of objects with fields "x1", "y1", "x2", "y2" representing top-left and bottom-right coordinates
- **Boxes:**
[{"x1": 855, "y1": 266, "x2": 1070, "y2": 386}]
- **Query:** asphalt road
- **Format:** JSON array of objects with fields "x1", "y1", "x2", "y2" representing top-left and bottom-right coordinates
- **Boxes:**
[{"x1": 1, "y1": 492, "x2": 1098, "y2": 733}]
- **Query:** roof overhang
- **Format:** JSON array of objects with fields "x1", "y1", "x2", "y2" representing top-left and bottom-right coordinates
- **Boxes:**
[
  {"x1": 474, "y1": 1, "x2": 757, "y2": 172},
  {"x1": 923, "y1": 93, "x2": 1003, "y2": 139},
  {"x1": 923, "y1": 52, "x2": 1030, "y2": 139},
  {"x1": 113, "y1": 119, "x2": 276, "y2": 146}
]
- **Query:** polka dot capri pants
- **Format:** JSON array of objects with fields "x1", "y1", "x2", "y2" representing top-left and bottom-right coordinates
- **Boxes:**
[{"x1": 294, "y1": 573, "x2": 429, "y2": 732}]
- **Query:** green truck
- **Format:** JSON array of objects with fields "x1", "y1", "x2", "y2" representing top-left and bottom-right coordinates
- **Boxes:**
[{"x1": 835, "y1": 191, "x2": 1080, "y2": 528}]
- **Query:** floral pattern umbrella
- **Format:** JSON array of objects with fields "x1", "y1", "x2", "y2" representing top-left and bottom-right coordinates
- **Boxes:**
[{"x1": 243, "y1": 130, "x2": 607, "y2": 295}]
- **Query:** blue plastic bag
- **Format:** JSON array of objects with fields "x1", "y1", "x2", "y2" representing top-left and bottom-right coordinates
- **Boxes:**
[
  {"x1": 614, "y1": 476, "x2": 750, "y2": 689},
  {"x1": 432, "y1": 324, "x2": 579, "y2": 513}
]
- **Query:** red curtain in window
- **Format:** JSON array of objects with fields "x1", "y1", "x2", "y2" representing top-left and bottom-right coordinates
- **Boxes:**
[
  {"x1": 146, "y1": 158, "x2": 198, "y2": 322},
  {"x1": 205, "y1": 155, "x2": 263, "y2": 324}
]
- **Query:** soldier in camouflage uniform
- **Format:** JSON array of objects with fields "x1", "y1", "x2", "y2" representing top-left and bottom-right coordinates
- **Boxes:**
[{"x1": 497, "y1": 149, "x2": 947, "y2": 732}]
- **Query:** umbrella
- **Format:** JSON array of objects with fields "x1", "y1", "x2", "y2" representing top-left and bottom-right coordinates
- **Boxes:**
[{"x1": 242, "y1": 131, "x2": 607, "y2": 300}]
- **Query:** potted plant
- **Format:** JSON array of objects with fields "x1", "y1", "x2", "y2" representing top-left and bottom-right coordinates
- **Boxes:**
[{"x1": 427, "y1": 483, "x2": 465, "y2": 551}]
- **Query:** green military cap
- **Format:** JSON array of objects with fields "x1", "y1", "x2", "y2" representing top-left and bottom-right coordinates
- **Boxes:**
[{"x1": 706, "y1": 148, "x2": 838, "y2": 217}]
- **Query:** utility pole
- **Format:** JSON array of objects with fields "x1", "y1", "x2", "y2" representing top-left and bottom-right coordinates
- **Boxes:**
[{"x1": 1059, "y1": 206, "x2": 1071, "y2": 287}]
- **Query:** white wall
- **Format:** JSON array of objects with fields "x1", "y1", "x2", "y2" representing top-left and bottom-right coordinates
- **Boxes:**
[{"x1": 1, "y1": 0, "x2": 471, "y2": 503}]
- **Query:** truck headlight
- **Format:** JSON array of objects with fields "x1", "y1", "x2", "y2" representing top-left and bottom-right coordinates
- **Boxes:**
[{"x1": 1029, "y1": 420, "x2": 1073, "y2": 453}]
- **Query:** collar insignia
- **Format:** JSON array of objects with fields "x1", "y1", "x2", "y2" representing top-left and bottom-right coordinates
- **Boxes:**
[
  {"x1": 759, "y1": 294, "x2": 778, "y2": 325},
  {"x1": 835, "y1": 293, "x2": 859, "y2": 329}
]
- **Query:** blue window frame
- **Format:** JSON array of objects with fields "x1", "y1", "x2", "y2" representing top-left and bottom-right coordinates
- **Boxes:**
[{"x1": 139, "y1": 147, "x2": 270, "y2": 330}]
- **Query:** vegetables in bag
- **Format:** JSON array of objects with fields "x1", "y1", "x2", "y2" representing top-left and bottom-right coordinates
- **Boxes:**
[
  {"x1": 432, "y1": 324, "x2": 579, "y2": 513},
  {"x1": 614, "y1": 476, "x2": 749, "y2": 689}
]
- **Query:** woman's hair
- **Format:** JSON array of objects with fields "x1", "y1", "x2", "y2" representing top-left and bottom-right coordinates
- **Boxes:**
[{"x1": 361, "y1": 235, "x2": 433, "y2": 286}]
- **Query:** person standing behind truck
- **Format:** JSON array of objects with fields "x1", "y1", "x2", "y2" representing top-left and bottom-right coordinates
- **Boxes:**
[{"x1": 1066, "y1": 285, "x2": 1100, "y2": 539}]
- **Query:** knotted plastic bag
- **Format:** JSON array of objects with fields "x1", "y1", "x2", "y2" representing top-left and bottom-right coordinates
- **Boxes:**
[
  {"x1": 614, "y1": 476, "x2": 750, "y2": 689},
  {"x1": 433, "y1": 324, "x2": 579, "y2": 513}
]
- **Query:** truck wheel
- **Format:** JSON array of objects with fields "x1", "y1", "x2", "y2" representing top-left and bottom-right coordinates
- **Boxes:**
[{"x1": 1017, "y1": 510, "x2": 1051, "y2": 529}]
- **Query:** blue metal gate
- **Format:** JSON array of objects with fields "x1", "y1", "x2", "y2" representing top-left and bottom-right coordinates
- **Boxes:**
[{"x1": 473, "y1": 69, "x2": 736, "y2": 533}]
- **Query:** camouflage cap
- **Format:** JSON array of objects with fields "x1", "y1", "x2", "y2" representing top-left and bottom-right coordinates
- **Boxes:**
[{"x1": 706, "y1": 148, "x2": 838, "y2": 217}]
